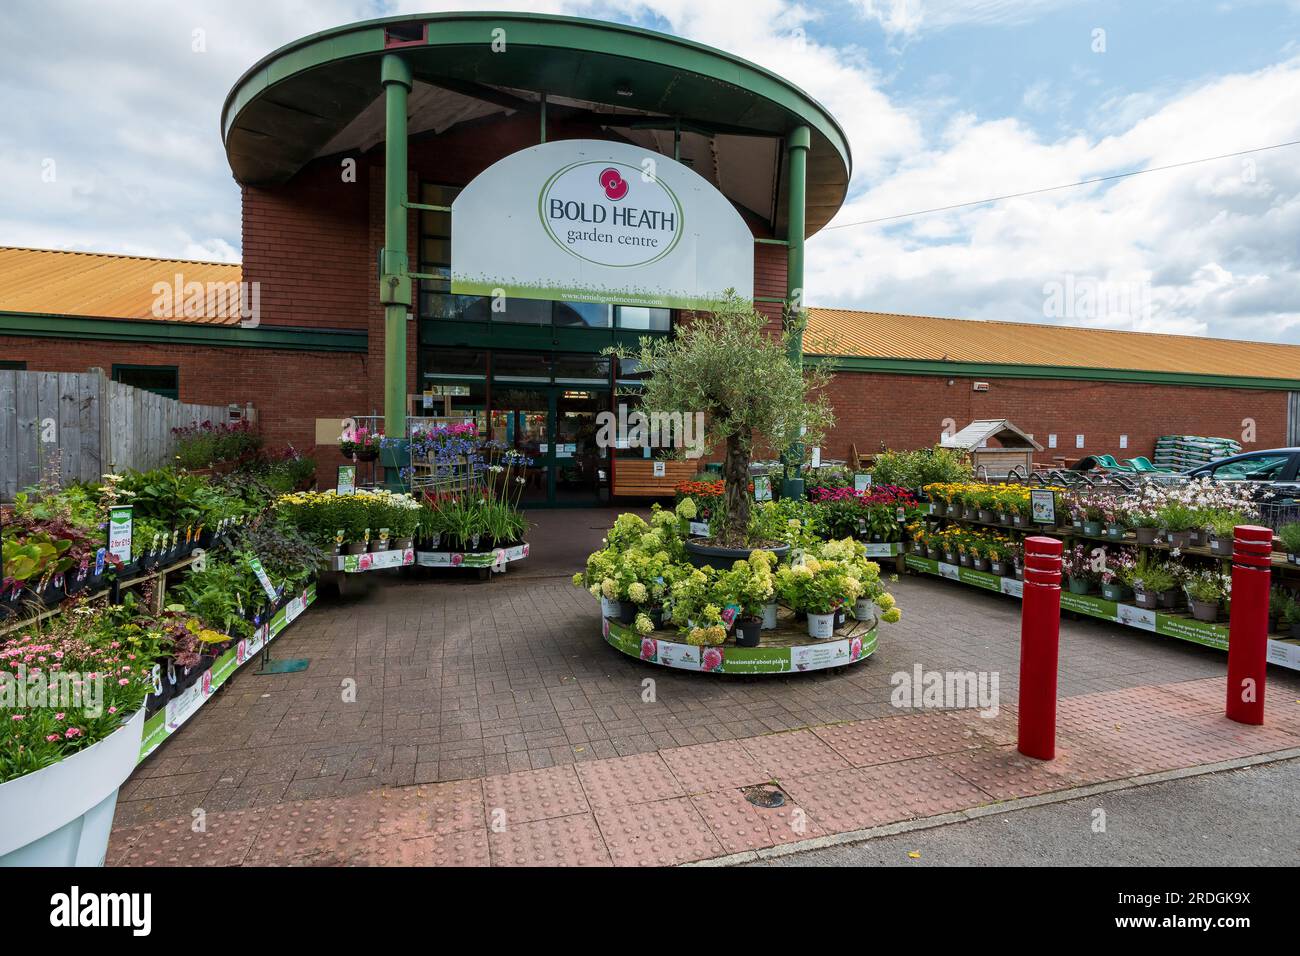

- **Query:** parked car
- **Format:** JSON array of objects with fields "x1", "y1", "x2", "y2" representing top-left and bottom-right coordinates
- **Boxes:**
[{"x1": 1186, "y1": 448, "x2": 1300, "y2": 488}]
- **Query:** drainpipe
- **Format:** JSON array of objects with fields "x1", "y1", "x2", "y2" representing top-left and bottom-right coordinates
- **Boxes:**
[
  {"x1": 782, "y1": 125, "x2": 811, "y2": 501},
  {"x1": 380, "y1": 53, "x2": 412, "y2": 486}
]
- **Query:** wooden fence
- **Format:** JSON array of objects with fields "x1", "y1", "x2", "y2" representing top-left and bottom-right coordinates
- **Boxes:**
[{"x1": 0, "y1": 368, "x2": 233, "y2": 500}]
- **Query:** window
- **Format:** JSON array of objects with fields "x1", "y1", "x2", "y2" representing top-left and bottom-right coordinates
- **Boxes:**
[
  {"x1": 555, "y1": 301, "x2": 611, "y2": 328},
  {"x1": 418, "y1": 183, "x2": 490, "y2": 323},
  {"x1": 0, "y1": 360, "x2": 26, "y2": 370},
  {"x1": 554, "y1": 353, "x2": 610, "y2": 385},
  {"x1": 492, "y1": 352, "x2": 551, "y2": 383},
  {"x1": 616, "y1": 306, "x2": 671, "y2": 331},
  {"x1": 1210, "y1": 453, "x2": 1292, "y2": 481},
  {"x1": 420, "y1": 348, "x2": 486, "y2": 381},
  {"x1": 112, "y1": 364, "x2": 178, "y2": 399}
]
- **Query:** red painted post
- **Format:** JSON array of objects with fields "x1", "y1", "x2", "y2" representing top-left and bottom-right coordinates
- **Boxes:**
[
  {"x1": 1018, "y1": 536, "x2": 1064, "y2": 760},
  {"x1": 1225, "y1": 524, "x2": 1272, "y2": 725}
]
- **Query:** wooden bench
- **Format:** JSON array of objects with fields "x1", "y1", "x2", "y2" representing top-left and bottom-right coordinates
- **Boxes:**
[{"x1": 612, "y1": 459, "x2": 700, "y2": 497}]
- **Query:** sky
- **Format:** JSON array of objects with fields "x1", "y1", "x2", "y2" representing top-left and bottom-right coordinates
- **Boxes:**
[{"x1": 1, "y1": 0, "x2": 1298, "y2": 342}]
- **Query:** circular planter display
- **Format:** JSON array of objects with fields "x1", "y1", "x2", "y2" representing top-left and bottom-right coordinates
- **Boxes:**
[
  {"x1": 683, "y1": 538, "x2": 790, "y2": 570},
  {"x1": 601, "y1": 607, "x2": 877, "y2": 675},
  {"x1": 415, "y1": 542, "x2": 529, "y2": 570},
  {"x1": 0, "y1": 708, "x2": 144, "y2": 866}
]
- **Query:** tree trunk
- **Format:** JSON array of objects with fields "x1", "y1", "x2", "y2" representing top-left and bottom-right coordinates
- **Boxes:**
[{"x1": 721, "y1": 431, "x2": 751, "y2": 546}]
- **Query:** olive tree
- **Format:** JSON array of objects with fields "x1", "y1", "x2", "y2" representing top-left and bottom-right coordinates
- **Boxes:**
[{"x1": 612, "y1": 294, "x2": 834, "y2": 546}]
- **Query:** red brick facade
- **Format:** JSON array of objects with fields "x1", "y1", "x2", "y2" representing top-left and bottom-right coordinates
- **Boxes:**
[
  {"x1": 3, "y1": 112, "x2": 1293, "y2": 490},
  {"x1": 822, "y1": 370, "x2": 1286, "y2": 464}
]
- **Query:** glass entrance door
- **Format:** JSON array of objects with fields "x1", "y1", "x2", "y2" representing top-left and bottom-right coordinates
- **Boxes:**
[
  {"x1": 489, "y1": 385, "x2": 607, "y2": 506},
  {"x1": 489, "y1": 387, "x2": 550, "y2": 505},
  {"x1": 554, "y1": 388, "x2": 607, "y2": 505}
]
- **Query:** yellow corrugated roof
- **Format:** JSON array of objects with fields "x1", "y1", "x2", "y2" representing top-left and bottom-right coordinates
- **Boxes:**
[
  {"x1": 807, "y1": 307, "x2": 1300, "y2": 381},
  {"x1": 0, "y1": 246, "x2": 243, "y2": 324}
]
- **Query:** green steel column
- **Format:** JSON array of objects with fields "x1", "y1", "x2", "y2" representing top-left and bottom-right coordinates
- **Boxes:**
[
  {"x1": 785, "y1": 125, "x2": 810, "y2": 365},
  {"x1": 782, "y1": 125, "x2": 811, "y2": 500},
  {"x1": 380, "y1": 53, "x2": 412, "y2": 448}
]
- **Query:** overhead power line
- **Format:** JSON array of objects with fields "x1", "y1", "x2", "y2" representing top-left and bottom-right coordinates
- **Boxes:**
[{"x1": 823, "y1": 139, "x2": 1300, "y2": 230}]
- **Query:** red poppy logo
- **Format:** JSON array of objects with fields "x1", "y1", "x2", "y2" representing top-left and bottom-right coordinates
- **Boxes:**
[{"x1": 599, "y1": 167, "x2": 628, "y2": 200}]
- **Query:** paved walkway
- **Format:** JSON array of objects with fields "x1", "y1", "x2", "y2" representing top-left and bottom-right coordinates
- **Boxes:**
[
  {"x1": 106, "y1": 510, "x2": 1300, "y2": 865},
  {"x1": 108, "y1": 675, "x2": 1300, "y2": 865}
]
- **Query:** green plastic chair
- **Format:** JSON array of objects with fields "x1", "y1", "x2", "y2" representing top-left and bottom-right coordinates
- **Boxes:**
[
  {"x1": 1093, "y1": 454, "x2": 1135, "y2": 472},
  {"x1": 1124, "y1": 456, "x2": 1160, "y2": 473}
]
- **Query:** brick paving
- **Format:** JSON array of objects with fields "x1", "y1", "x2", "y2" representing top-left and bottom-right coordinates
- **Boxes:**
[{"x1": 107, "y1": 511, "x2": 1300, "y2": 865}]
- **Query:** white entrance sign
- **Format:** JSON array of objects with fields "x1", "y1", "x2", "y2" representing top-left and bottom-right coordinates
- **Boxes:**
[{"x1": 451, "y1": 140, "x2": 754, "y2": 310}]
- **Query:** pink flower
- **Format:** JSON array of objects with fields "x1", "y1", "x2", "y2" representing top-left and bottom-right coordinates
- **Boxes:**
[
  {"x1": 46, "y1": 734, "x2": 59, "y2": 742},
  {"x1": 64, "y1": 727, "x2": 82, "y2": 739},
  {"x1": 10, "y1": 714, "x2": 24, "y2": 721},
  {"x1": 702, "y1": 648, "x2": 723, "y2": 672},
  {"x1": 55, "y1": 712, "x2": 65, "y2": 720},
  {"x1": 118, "y1": 678, "x2": 129, "y2": 686}
]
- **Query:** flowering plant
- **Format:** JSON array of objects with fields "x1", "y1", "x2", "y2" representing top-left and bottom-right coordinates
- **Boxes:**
[{"x1": 338, "y1": 426, "x2": 383, "y2": 459}]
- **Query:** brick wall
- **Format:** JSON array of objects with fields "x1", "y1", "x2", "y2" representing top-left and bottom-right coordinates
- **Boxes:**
[
  {"x1": 823, "y1": 369, "x2": 1287, "y2": 463},
  {"x1": 0, "y1": 335, "x2": 367, "y2": 486}
]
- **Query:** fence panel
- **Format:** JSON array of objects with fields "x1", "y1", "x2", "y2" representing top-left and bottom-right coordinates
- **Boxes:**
[{"x1": 0, "y1": 371, "x2": 235, "y2": 500}]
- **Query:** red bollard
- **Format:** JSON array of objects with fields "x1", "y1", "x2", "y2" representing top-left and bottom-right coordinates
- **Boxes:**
[
  {"x1": 1018, "y1": 536, "x2": 1064, "y2": 760},
  {"x1": 1225, "y1": 524, "x2": 1272, "y2": 725}
]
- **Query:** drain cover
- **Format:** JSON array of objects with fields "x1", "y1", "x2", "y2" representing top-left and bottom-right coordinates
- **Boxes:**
[{"x1": 743, "y1": 784, "x2": 787, "y2": 809}]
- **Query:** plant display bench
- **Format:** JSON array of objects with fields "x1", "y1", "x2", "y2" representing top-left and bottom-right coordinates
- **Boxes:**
[
  {"x1": 416, "y1": 542, "x2": 529, "y2": 577},
  {"x1": 331, "y1": 547, "x2": 416, "y2": 572},
  {"x1": 137, "y1": 584, "x2": 318, "y2": 763},
  {"x1": 904, "y1": 555, "x2": 1300, "y2": 672},
  {"x1": 602, "y1": 609, "x2": 878, "y2": 675}
]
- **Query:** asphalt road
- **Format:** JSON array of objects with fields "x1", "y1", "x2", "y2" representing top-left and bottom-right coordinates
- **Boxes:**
[{"x1": 750, "y1": 757, "x2": 1299, "y2": 867}]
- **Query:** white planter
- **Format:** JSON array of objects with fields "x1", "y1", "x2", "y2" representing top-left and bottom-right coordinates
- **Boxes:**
[
  {"x1": 0, "y1": 707, "x2": 144, "y2": 867},
  {"x1": 761, "y1": 602, "x2": 779, "y2": 630},
  {"x1": 807, "y1": 613, "x2": 836, "y2": 640},
  {"x1": 600, "y1": 597, "x2": 623, "y2": 618},
  {"x1": 853, "y1": 598, "x2": 876, "y2": 623}
]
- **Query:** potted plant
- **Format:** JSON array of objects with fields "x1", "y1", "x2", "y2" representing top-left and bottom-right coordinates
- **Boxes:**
[
  {"x1": 1204, "y1": 510, "x2": 1244, "y2": 557},
  {"x1": 1279, "y1": 523, "x2": 1300, "y2": 564},
  {"x1": 1284, "y1": 599, "x2": 1300, "y2": 640},
  {"x1": 1268, "y1": 587, "x2": 1292, "y2": 633},
  {"x1": 1064, "y1": 543, "x2": 1096, "y2": 594},
  {"x1": 1157, "y1": 501, "x2": 1198, "y2": 549},
  {"x1": 1184, "y1": 568, "x2": 1228, "y2": 622},
  {"x1": 0, "y1": 605, "x2": 155, "y2": 866},
  {"x1": 775, "y1": 555, "x2": 858, "y2": 639},
  {"x1": 716, "y1": 550, "x2": 776, "y2": 647},
  {"x1": 1099, "y1": 548, "x2": 1136, "y2": 602},
  {"x1": 613, "y1": 295, "x2": 833, "y2": 569},
  {"x1": 338, "y1": 425, "x2": 382, "y2": 462},
  {"x1": 1127, "y1": 555, "x2": 1176, "y2": 610}
]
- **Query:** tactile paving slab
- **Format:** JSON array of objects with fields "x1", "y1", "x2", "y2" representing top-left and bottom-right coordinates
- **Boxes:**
[
  {"x1": 488, "y1": 813, "x2": 612, "y2": 867},
  {"x1": 111, "y1": 808, "x2": 265, "y2": 867},
  {"x1": 374, "y1": 780, "x2": 484, "y2": 836},
  {"x1": 576, "y1": 752, "x2": 685, "y2": 808},
  {"x1": 812, "y1": 711, "x2": 987, "y2": 767},
  {"x1": 595, "y1": 796, "x2": 724, "y2": 866},
  {"x1": 243, "y1": 795, "x2": 382, "y2": 866},
  {"x1": 690, "y1": 788, "x2": 823, "y2": 854},
  {"x1": 740, "y1": 729, "x2": 853, "y2": 779},
  {"x1": 481, "y1": 764, "x2": 589, "y2": 827},
  {"x1": 778, "y1": 766, "x2": 915, "y2": 833},
  {"x1": 322, "y1": 828, "x2": 491, "y2": 867},
  {"x1": 659, "y1": 740, "x2": 769, "y2": 794}
]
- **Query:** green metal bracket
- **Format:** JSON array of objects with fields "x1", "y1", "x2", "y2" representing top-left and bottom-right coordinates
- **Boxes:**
[{"x1": 403, "y1": 201, "x2": 451, "y2": 212}]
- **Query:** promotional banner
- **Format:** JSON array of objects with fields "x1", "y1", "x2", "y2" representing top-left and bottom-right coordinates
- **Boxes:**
[{"x1": 451, "y1": 140, "x2": 754, "y2": 310}]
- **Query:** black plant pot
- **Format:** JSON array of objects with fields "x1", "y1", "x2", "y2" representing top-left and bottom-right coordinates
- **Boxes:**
[
  {"x1": 684, "y1": 538, "x2": 790, "y2": 570},
  {"x1": 618, "y1": 602, "x2": 638, "y2": 625},
  {"x1": 735, "y1": 618, "x2": 761, "y2": 647}
]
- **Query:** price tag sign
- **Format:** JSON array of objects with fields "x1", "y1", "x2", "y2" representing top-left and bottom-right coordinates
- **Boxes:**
[
  {"x1": 247, "y1": 556, "x2": 279, "y2": 602},
  {"x1": 1030, "y1": 489, "x2": 1056, "y2": 525},
  {"x1": 108, "y1": 506, "x2": 133, "y2": 564}
]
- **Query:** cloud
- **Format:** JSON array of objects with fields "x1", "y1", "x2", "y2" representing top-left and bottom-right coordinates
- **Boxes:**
[
  {"x1": 854, "y1": 0, "x2": 1086, "y2": 37},
  {"x1": 808, "y1": 55, "x2": 1300, "y2": 342}
]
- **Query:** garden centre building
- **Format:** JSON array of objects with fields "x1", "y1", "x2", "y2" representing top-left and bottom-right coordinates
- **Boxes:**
[{"x1": 4, "y1": 10, "x2": 1300, "y2": 500}]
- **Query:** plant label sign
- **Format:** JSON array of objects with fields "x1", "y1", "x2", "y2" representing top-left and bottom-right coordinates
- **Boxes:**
[
  {"x1": 247, "y1": 557, "x2": 278, "y2": 602},
  {"x1": 854, "y1": 473, "x2": 871, "y2": 492},
  {"x1": 108, "y1": 506, "x2": 133, "y2": 564},
  {"x1": 753, "y1": 476, "x2": 772, "y2": 502},
  {"x1": 337, "y1": 465, "x2": 356, "y2": 495},
  {"x1": 1030, "y1": 489, "x2": 1056, "y2": 524},
  {"x1": 653, "y1": 461, "x2": 666, "y2": 478}
]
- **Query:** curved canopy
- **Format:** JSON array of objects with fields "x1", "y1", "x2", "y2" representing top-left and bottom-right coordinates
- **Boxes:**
[{"x1": 221, "y1": 12, "x2": 851, "y2": 236}]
